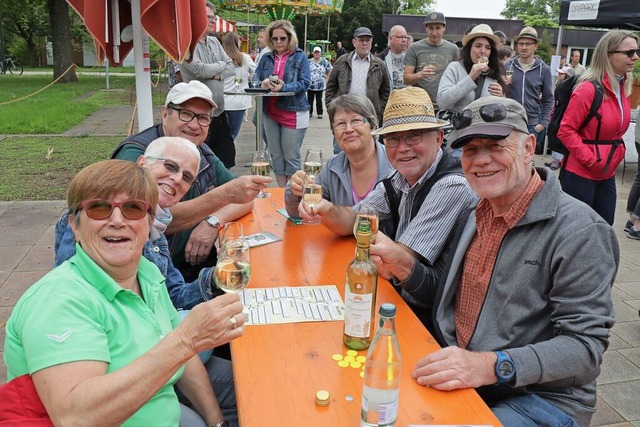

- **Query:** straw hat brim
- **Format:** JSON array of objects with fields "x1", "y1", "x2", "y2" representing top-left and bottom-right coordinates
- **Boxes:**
[
  {"x1": 462, "y1": 31, "x2": 501, "y2": 47},
  {"x1": 371, "y1": 119, "x2": 449, "y2": 136},
  {"x1": 513, "y1": 34, "x2": 540, "y2": 42}
]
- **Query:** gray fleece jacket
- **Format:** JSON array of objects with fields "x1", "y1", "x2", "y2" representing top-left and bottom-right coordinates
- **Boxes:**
[{"x1": 433, "y1": 168, "x2": 619, "y2": 426}]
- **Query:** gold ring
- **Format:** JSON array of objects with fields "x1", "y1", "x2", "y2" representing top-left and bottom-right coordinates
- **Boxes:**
[{"x1": 229, "y1": 316, "x2": 238, "y2": 329}]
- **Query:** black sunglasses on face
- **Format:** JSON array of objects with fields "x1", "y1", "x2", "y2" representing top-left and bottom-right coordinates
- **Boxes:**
[
  {"x1": 609, "y1": 48, "x2": 640, "y2": 58},
  {"x1": 271, "y1": 36, "x2": 288, "y2": 43},
  {"x1": 145, "y1": 156, "x2": 196, "y2": 185},
  {"x1": 452, "y1": 103, "x2": 526, "y2": 130},
  {"x1": 77, "y1": 199, "x2": 151, "y2": 220}
]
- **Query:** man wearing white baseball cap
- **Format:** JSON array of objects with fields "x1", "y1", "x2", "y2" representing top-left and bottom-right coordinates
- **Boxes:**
[
  {"x1": 112, "y1": 80, "x2": 271, "y2": 282},
  {"x1": 414, "y1": 95, "x2": 618, "y2": 427}
]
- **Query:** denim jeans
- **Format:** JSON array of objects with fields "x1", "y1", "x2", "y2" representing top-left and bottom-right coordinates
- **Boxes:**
[
  {"x1": 262, "y1": 114, "x2": 307, "y2": 176},
  {"x1": 226, "y1": 110, "x2": 246, "y2": 141},
  {"x1": 490, "y1": 394, "x2": 578, "y2": 427},
  {"x1": 559, "y1": 169, "x2": 617, "y2": 225}
]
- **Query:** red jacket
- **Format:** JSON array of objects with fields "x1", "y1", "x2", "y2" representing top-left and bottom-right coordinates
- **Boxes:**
[
  {"x1": 558, "y1": 74, "x2": 629, "y2": 180},
  {"x1": 0, "y1": 375, "x2": 53, "y2": 426}
]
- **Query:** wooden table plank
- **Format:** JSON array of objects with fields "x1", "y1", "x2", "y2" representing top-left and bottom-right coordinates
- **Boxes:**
[{"x1": 232, "y1": 189, "x2": 501, "y2": 426}]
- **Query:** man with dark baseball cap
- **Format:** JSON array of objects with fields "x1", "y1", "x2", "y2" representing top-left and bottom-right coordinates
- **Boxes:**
[{"x1": 413, "y1": 95, "x2": 618, "y2": 427}]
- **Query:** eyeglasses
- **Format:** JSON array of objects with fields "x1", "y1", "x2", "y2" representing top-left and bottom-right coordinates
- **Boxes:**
[
  {"x1": 609, "y1": 48, "x2": 640, "y2": 58},
  {"x1": 167, "y1": 104, "x2": 212, "y2": 127},
  {"x1": 452, "y1": 103, "x2": 526, "y2": 130},
  {"x1": 207, "y1": 15, "x2": 216, "y2": 22},
  {"x1": 271, "y1": 36, "x2": 288, "y2": 43},
  {"x1": 517, "y1": 42, "x2": 535, "y2": 47},
  {"x1": 333, "y1": 117, "x2": 368, "y2": 131},
  {"x1": 383, "y1": 131, "x2": 426, "y2": 148},
  {"x1": 77, "y1": 199, "x2": 151, "y2": 220},
  {"x1": 145, "y1": 156, "x2": 196, "y2": 184}
]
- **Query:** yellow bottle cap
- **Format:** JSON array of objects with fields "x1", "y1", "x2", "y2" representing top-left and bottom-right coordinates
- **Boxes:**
[{"x1": 315, "y1": 390, "x2": 330, "y2": 407}]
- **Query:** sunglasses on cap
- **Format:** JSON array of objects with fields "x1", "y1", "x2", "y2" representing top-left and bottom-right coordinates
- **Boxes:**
[
  {"x1": 145, "y1": 156, "x2": 196, "y2": 185},
  {"x1": 77, "y1": 199, "x2": 151, "y2": 220},
  {"x1": 609, "y1": 48, "x2": 640, "y2": 58},
  {"x1": 452, "y1": 103, "x2": 526, "y2": 130}
]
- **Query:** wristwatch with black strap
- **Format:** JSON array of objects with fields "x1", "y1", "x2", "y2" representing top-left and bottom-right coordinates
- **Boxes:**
[{"x1": 494, "y1": 351, "x2": 516, "y2": 384}]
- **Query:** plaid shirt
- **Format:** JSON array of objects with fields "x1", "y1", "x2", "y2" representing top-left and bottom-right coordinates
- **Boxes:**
[{"x1": 455, "y1": 171, "x2": 543, "y2": 349}]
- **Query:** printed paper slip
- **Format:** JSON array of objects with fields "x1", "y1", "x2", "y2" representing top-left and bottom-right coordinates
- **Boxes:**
[{"x1": 241, "y1": 285, "x2": 345, "y2": 325}]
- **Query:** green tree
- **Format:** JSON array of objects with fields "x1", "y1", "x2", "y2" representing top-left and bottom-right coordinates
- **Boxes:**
[
  {"x1": 0, "y1": 0, "x2": 49, "y2": 66},
  {"x1": 501, "y1": 0, "x2": 561, "y2": 27},
  {"x1": 48, "y1": 0, "x2": 76, "y2": 82}
]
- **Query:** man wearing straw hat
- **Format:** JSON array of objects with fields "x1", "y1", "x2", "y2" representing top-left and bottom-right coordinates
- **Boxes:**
[{"x1": 300, "y1": 87, "x2": 475, "y2": 326}]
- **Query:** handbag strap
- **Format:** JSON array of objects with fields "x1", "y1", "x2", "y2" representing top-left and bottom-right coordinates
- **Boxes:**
[{"x1": 475, "y1": 74, "x2": 487, "y2": 100}]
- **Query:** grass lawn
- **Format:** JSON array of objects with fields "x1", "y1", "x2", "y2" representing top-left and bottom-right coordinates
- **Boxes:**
[{"x1": 0, "y1": 136, "x2": 121, "y2": 201}]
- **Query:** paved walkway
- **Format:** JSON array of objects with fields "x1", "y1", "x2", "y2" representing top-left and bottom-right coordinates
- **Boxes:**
[{"x1": 1, "y1": 104, "x2": 639, "y2": 426}]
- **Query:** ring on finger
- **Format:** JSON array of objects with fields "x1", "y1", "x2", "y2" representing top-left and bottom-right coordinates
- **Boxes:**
[{"x1": 229, "y1": 316, "x2": 238, "y2": 329}]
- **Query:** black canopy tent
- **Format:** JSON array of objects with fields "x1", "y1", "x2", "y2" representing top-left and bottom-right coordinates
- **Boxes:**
[{"x1": 559, "y1": 0, "x2": 640, "y2": 30}]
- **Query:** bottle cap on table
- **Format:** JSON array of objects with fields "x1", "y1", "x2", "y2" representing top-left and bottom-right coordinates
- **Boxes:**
[{"x1": 315, "y1": 390, "x2": 330, "y2": 407}]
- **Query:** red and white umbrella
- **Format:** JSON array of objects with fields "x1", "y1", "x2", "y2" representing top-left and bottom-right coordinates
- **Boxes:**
[
  {"x1": 67, "y1": 0, "x2": 208, "y2": 130},
  {"x1": 214, "y1": 16, "x2": 236, "y2": 33}
]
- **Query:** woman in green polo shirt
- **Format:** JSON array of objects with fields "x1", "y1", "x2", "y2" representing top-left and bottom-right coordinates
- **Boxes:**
[{"x1": 4, "y1": 160, "x2": 244, "y2": 427}]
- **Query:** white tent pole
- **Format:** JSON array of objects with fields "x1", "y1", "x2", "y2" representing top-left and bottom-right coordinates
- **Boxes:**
[
  {"x1": 111, "y1": 0, "x2": 121, "y2": 63},
  {"x1": 131, "y1": 0, "x2": 154, "y2": 131}
]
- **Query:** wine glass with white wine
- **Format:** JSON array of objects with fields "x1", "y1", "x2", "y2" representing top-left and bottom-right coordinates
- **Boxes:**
[
  {"x1": 478, "y1": 55, "x2": 489, "y2": 75},
  {"x1": 354, "y1": 204, "x2": 379, "y2": 242},
  {"x1": 302, "y1": 173, "x2": 323, "y2": 225},
  {"x1": 251, "y1": 149, "x2": 272, "y2": 198},
  {"x1": 214, "y1": 238, "x2": 251, "y2": 294},
  {"x1": 303, "y1": 148, "x2": 323, "y2": 175}
]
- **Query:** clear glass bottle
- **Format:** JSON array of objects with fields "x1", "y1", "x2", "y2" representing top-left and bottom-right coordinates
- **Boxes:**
[
  {"x1": 361, "y1": 303, "x2": 401, "y2": 427},
  {"x1": 343, "y1": 220, "x2": 378, "y2": 350}
]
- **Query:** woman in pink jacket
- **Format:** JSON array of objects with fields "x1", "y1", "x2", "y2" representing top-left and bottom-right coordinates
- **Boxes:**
[{"x1": 558, "y1": 30, "x2": 638, "y2": 225}]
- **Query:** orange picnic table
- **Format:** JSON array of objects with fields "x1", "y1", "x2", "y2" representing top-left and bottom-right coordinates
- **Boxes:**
[{"x1": 232, "y1": 188, "x2": 502, "y2": 427}]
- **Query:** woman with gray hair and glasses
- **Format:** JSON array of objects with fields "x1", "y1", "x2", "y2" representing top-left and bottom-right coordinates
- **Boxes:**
[{"x1": 285, "y1": 94, "x2": 393, "y2": 217}]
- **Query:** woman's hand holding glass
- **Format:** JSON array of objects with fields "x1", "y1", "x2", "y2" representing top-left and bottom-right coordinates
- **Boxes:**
[
  {"x1": 214, "y1": 238, "x2": 251, "y2": 294},
  {"x1": 301, "y1": 173, "x2": 323, "y2": 225}
]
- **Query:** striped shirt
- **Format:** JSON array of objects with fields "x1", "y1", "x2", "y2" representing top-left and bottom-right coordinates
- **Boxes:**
[{"x1": 355, "y1": 149, "x2": 475, "y2": 262}]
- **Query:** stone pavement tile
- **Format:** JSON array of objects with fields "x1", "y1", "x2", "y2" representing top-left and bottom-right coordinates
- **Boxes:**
[
  {"x1": 615, "y1": 282, "x2": 640, "y2": 299},
  {"x1": 599, "y1": 351, "x2": 640, "y2": 384},
  {"x1": 0, "y1": 246, "x2": 30, "y2": 287},
  {"x1": 0, "y1": 271, "x2": 48, "y2": 308},
  {"x1": 615, "y1": 301, "x2": 640, "y2": 322},
  {"x1": 599, "y1": 379, "x2": 640, "y2": 422},
  {"x1": 622, "y1": 253, "x2": 640, "y2": 268},
  {"x1": 14, "y1": 243, "x2": 55, "y2": 272},
  {"x1": 592, "y1": 396, "x2": 627, "y2": 426},
  {"x1": 627, "y1": 299, "x2": 640, "y2": 310},
  {"x1": 620, "y1": 347, "x2": 640, "y2": 368},
  {"x1": 610, "y1": 331, "x2": 634, "y2": 350},
  {"x1": 612, "y1": 321, "x2": 640, "y2": 347},
  {"x1": 612, "y1": 286, "x2": 636, "y2": 302},
  {"x1": 616, "y1": 267, "x2": 640, "y2": 286}
]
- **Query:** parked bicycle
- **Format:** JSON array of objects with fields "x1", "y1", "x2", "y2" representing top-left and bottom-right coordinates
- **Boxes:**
[{"x1": 0, "y1": 56, "x2": 24, "y2": 75}]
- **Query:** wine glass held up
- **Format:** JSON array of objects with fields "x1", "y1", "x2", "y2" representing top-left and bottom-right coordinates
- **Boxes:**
[
  {"x1": 214, "y1": 238, "x2": 251, "y2": 294},
  {"x1": 219, "y1": 222, "x2": 244, "y2": 251},
  {"x1": 302, "y1": 173, "x2": 323, "y2": 225},
  {"x1": 354, "y1": 204, "x2": 379, "y2": 242},
  {"x1": 303, "y1": 148, "x2": 323, "y2": 175},
  {"x1": 251, "y1": 149, "x2": 272, "y2": 198}
]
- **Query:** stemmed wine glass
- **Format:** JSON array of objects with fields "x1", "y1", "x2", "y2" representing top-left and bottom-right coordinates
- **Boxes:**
[
  {"x1": 251, "y1": 149, "x2": 272, "y2": 198},
  {"x1": 303, "y1": 148, "x2": 323, "y2": 175},
  {"x1": 302, "y1": 173, "x2": 322, "y2": 225},
  {"x1": 214, "y1": 238, "x2": 251, "y2": 294},
  {"x1": 249, "y1": 72, "x2": 261, "y2": 89},
  {"x1": 354, "y1": 204, "x2": 379, "y2": 242},
  {"x1": 479, "y1": 55, "x2": 489, "y2": 75},
  {"x1": 219, "y1": 222, "x2": 244, "y2": 251}
]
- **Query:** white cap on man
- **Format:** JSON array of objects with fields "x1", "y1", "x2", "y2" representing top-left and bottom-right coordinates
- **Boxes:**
[{"x1": 165, "y1": 81, "x2": 217, "y2": 109}]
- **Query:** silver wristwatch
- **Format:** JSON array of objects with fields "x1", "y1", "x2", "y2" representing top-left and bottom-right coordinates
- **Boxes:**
[
  {"x1": 211, "y1": 421, "x2": 229, "y2": 427},
  {"x1": 206, "y1": 215, "x2": 221, "y2": 229}
]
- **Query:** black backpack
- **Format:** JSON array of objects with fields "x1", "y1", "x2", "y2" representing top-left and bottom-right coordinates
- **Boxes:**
[{"x1": 547, "y1": 76, "x2": 604, "y2": 157}]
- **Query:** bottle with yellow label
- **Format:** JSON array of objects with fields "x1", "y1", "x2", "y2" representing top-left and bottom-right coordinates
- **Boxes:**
[{"x1": 343, "y1": 220, "x2": 378, "y2": 350}]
